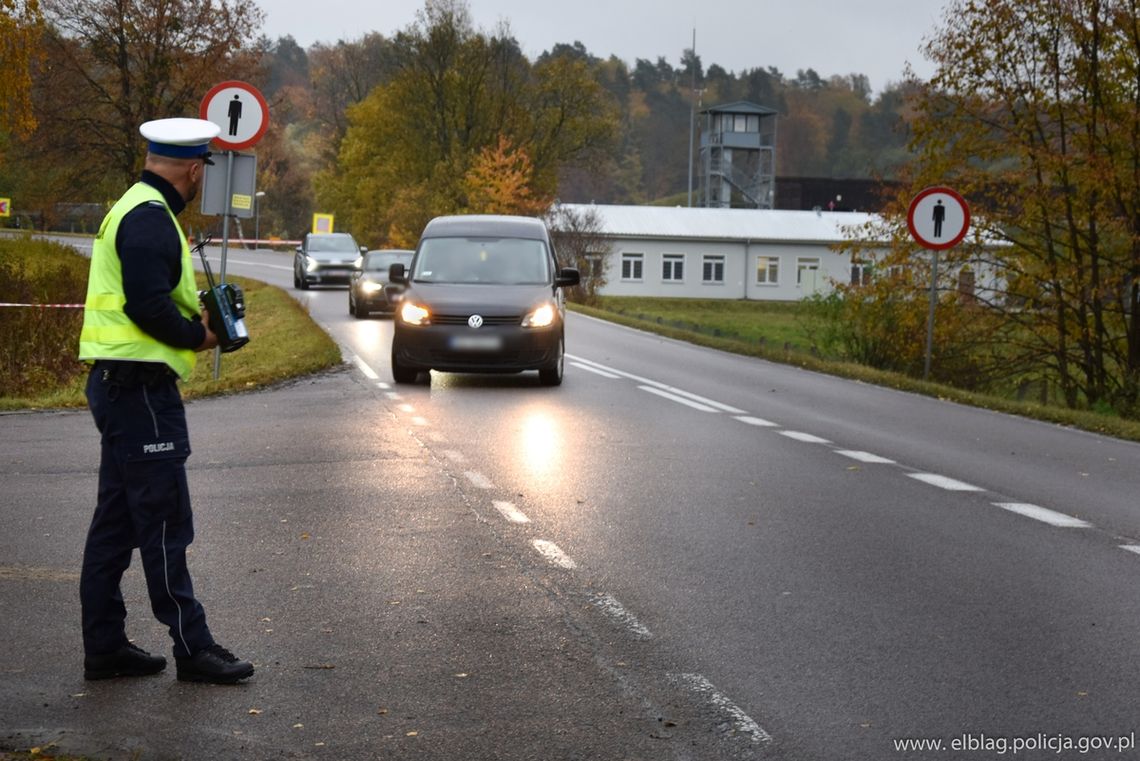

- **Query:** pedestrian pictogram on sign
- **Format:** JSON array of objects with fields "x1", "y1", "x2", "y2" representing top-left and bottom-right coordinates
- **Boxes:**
[
  {"x1": 907, "y1": 187, "x2": 970, "y2": 250},
  {"x1": 0, "y1": 198, "x2": 10, "y2": 217},
  {"x1": 199, "y1": 81, "x2": 269, "y2": 151}
]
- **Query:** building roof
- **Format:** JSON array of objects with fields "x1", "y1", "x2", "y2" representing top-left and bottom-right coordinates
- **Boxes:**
[
  {"x1": 701, "y1": 100, "x2": 779, "y2": 116},
  {"x1": 558, "y1": 204, "x2": 886, "y2": 245}
]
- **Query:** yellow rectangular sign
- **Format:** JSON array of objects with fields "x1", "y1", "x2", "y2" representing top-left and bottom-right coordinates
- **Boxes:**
[
  {"x1": 0, "y1": 198, "x2": 10, "y2": 217},
  {"x1": 231, "y1": 194, "x2": 252, "y2": 211},
  {"x1": 312, "y1": 213, "x2": 334, "y2": 234}
]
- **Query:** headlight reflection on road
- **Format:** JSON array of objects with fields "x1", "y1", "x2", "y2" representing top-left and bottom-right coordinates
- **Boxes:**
[{"x1": 517, "y1": 411, "x2": 560, "y2": 479}]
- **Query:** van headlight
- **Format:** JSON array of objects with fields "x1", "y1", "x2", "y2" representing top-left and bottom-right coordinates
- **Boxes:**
[
  {"x1": 522, "y1": 303, "x2": 556, "y2": 328},
  {"x1": 360, "y1": 280, "x2": 384, "y2": 294},
  {"x1": 305, "y1": 256, "x2": 320, "y2": 272},
  {"x1": 399, "y1": 301, "x2": 431, "y2": 325}
]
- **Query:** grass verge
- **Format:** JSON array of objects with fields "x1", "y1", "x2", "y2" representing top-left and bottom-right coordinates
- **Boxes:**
[{"x1": 570, "y1": 299, "x2": 1140, "y2": 444}]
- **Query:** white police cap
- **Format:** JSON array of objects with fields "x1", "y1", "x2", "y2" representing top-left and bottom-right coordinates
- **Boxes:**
[{"x1": 139, "y1": 118, "x2": 220, "y2": 164}]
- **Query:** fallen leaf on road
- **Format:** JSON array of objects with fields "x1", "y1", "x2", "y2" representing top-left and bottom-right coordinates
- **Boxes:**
[
  {"x1": 248, "y1": 709, "x2": 262, "y2": 715},
  {"x1": 293, "y1": 723, "x2": 304, "y2": 729},
  {"x1": 378, "y1": 707, "x2": 389, "y2": 715},
  {"x1": 406, "y1": 731, "x2": 419, "y2": 737}
]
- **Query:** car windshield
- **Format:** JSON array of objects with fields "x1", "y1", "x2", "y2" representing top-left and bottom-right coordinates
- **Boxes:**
[
  {"x1": 307, "y1": 235, "x2": 358, "y2": 253},
  {"x1": 364, "y1": 252, "x2": 413, "y2": 272},
  {"x1": 412, "y1": 237, "x2": 551, "y2": 285}
]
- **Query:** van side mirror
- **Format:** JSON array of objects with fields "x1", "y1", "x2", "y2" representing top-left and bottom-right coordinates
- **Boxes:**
[
  {"x1": 555, "y1": 267, "x2": 580, "y2": 288},
  {"x1": 389, "y1": 263, "x2": 407, "y2": 284}
]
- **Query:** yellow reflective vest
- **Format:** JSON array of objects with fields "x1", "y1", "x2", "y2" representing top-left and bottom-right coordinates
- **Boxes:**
[{"x1": 78, "y1": 182, "x2": 199, "y2": 380}]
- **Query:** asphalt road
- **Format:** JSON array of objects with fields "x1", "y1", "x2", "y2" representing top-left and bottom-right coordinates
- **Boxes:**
[{"x1": 3, "y1": 243, "x2": 1140, "y2": 760}]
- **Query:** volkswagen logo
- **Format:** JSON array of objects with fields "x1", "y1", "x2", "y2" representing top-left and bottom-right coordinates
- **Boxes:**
[{"x1": 468, "y1": 314, "x2": 484, "y2": 329}]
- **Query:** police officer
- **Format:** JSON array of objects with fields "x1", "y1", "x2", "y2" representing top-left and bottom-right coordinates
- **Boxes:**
[{"x1": 78, "y1": 118, "x2": 253, "y2": 684}]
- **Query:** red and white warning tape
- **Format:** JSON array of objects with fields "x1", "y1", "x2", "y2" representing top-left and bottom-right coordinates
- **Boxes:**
[{"x1": 0, "y1": 302, "x2": 85, "y2": 308}]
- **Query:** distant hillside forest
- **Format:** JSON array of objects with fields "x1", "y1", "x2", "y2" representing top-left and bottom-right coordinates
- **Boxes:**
[{"x1": 260, "y1": 33, "x2": 914, "y2": 232}]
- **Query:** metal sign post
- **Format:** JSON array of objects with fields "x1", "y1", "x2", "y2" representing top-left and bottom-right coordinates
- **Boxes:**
[
  {"x1": 199, "y1": 80, "x2": 269, "y2": 379},
  {"x1": 907, "y1": 186, "x2": 971, "y2": 381}
]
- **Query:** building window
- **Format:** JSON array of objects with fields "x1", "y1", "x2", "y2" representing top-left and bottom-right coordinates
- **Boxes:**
[
  {"x1": 621, "y1": 253, "x2": 643, "y2": 281},
  {"x1": 797, "y1": 257, "x2": 821, "y2": 286},
  {"x1": 662, "y1": 254, "x2": 684, "y2": 282},
  {"x1": 851, "y1": 262, "x2": 873, "y2": 286},
  {"x1": 586, "y1": 254, "x2": 605, "y2": 279},
  {"x1": 757, "y1": 255, "x2": 779, "y2": 284},
  {"x1": 702, "y1": 255, "x2": 725, "y2": 284}
]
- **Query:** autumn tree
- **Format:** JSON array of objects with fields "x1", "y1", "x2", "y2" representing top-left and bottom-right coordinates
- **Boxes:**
[
  {"x1": 462, "y1": 135, "x2": 550, "y2": 216},
  {"x1": 25, "y1": 0, "x2": 263, "y2": 198},
  {"x1": 902, "y1": 0, "x2": 1140, "y2": 414},
  {"x1": 317, "y1": 0, "x2": 618, "y2": 246},
  {"x1": 0, "y1": 0, "x2": 43, "y2": 141},
  {"x1": 546, "y1": 203, "x2": 610, "y2": 305}
]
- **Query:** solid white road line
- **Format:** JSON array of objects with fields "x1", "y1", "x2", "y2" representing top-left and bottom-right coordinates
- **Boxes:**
[
  {"x1": 464, "y1": 471, "x2": 494, "y2": 489},
  {"x1": 670, "y1": 673, "x2": 772, "y2": 745},
  {"x1": 570, "y1": 362, "x2": 621, "y2": 379},
  {"x1": 589, "y1": 593, "x2": 652, "y2": 639},
  {"x1": 493, "y1": 500, "x2": 531, "y2": 524},
  {"x1": 993, "y1": 502, "x2": 1092, "y2": 528},
  {"x1": 639, "y1": 385, "x2": 719, "y2": 412},
  {"x1": 532, "y1": 540, "x2": 577, "y2": 569},
  {"x1": 780, "y1": 430, "x2": 832, "y2": 444},
  {"x1": 734, "y1": 415, "x2": 779, "y2": 427},
  {"x1": 835, "y1": 450, "x2": 897, "y2": 464},
  {"x1": 567, "y1": 354, "x2": 746, "y2": 413},
  {"x1": 908, "y1": 473, "x2": 983, "y2": 491},
  {"x1": 352, "y1": 355, "x2": 378, "y2": 379}
]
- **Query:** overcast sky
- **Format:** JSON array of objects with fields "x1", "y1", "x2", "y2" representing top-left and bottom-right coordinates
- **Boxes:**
[{"x1": 259, "y1": 0, "x2": 949, "y2": 96}]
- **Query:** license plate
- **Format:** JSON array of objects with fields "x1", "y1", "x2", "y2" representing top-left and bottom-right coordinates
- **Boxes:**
[{"x1": 450, "y1": 335, "x2": 503, "y2": 351}]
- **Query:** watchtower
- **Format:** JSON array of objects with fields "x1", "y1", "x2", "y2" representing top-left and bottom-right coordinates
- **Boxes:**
[{"x1": 699, "y1": 101, "x2": 777, "y2": 209}]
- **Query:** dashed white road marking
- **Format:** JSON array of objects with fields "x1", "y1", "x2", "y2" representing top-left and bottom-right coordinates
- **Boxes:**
[
  {"x1": 639, "y1": 385, "x2": 719, "y2": 413},
  {"x1": 376, "y1": 382, "x2": 391, "y2": 390},
  {"x1": 780, "y1": 430, "x2": 832, "y2": 444},
  {"x1": 411, "y1": 416, "x2": 429, "y2": 427},
  {"x1": 735, "y1": 415, "x2": 778, "y2": 427},
  {"x1": 493, "y1": 500, "x2": 530, "y2": 524},
  {"x1": 570, "y1": 362, "x2": 621, "y2": 379},
  {"x1": 462, "y1": 469, "x2": 494, "y2": 487},
  {"x1": 835, "y1": 450, "x2": 896, "y2": 464},
  {"x1": 532, "y1": 540, "x2": 577, "y2": 569},
  {"x1": 1120, "y1": 545, "x2": 1140, "y2": 557},
  {"x1": 385, "y1": 392, "x2": 401, "y2": 401},
  {"x1": 671, "y1": 673, "x2": 772, "y2": 745},
  {"x1": 464, "y1": 471, "x2": 494, "y2": 489},
  {"x1": 352, "y1": 355, "x2": 378, "y2": 379},
  {"x1": 398, "y1": 403, "x2": 415, "y2": 413},
  {"x1": 994, "y1": 503, "x2": 1092, "y2": 528},
  {"x1": 908, "y1": 473, "x2": 983, "y2": 491},
  {"x1": 590, "y1": 593, "x2": 652, "y2": 639},
  {"x1": 442, "y1": 449, "x2": 466, "y2": 464}
]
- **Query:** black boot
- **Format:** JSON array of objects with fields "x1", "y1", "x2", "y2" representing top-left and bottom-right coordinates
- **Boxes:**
[
  {"x1": 175, "y1": 644, "x2": 254, "y2": 684},
  {"x1": 84, "y1": 642, "x2": 167, "y2": 680}
]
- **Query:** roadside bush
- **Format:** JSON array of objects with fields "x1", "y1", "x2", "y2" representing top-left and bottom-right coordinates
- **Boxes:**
[{"x1": 0, "y1": 239, "x2": 88, "y2": 400}]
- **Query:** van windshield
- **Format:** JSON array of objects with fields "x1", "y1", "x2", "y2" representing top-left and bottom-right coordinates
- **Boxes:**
[{"x1": 413, "y1": 237, "x2": 551, "y2": 285}]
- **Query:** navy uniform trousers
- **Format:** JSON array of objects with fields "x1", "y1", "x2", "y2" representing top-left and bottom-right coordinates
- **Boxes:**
[{"x1": 81, "y1": 362, "x2": 215, "y2": 658}]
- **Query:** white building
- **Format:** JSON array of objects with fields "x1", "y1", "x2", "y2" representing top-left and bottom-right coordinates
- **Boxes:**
[{"x1": 560, "y1": 203, "x2": 887, "y2": 301}]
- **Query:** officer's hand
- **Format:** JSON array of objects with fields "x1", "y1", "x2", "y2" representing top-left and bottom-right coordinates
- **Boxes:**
[{"x1": 196, "y1": 308, "x2": 219, "y2": 351}]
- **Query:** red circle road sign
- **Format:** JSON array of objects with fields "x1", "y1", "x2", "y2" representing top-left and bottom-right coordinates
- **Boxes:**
[
  {"x1": 907, "y1": 186, "x2": 970, "y2": 250},
  {"x1": 199, "y1": 80, "x2": 269, "y2": 151}
]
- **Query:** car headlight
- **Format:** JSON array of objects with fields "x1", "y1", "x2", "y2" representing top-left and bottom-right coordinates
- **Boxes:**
[
  {"x1": 361, "y1": 280, "x2": 384, "y2": 294},
  {"x1": 305, "y1": 256, "x2": 320, "y2": 273},
  {"x1": 522, "y1": 303, "x2": 556, "y2": 328},
  {"x1": 399, "y1": 302, "x2": 431, "y2": 325}
]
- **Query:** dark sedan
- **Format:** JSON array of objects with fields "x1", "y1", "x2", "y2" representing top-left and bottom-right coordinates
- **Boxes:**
[
  {"x1": 349, "y1": 249, "x2": 413, "y2": 317},
  {"x1": 389, "y1": 215, "x2": 579, "y2": 386}
]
